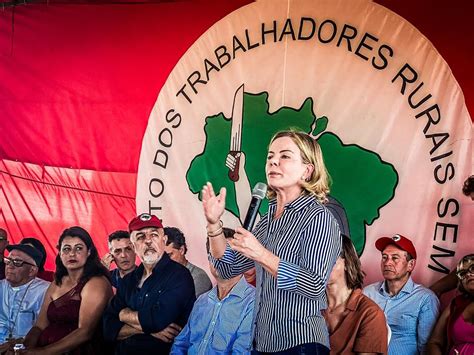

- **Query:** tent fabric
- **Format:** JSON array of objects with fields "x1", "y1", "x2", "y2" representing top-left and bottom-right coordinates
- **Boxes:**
[{"x1": 0, "y1": 0, "x2": 472, "y2": 275}]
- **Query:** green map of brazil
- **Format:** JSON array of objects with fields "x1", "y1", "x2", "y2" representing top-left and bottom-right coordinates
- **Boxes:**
[{"x1": 186, "y1": 91, "x2": 398, "y2": 254}]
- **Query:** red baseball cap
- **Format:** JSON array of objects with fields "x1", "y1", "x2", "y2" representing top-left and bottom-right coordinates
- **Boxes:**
[
  {"x1": 128, "y1": 213, "x2": 163, "y2": 232},
  {"x1": 375, "y1": 234, "x2": 417, "y2": 259}
]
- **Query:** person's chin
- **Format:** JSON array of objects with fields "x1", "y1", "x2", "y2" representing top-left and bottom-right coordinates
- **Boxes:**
[
  {"x1": 66, "y1": 263, "x2": 84, "y2": 271},
  {"x1": 142, "y1": 254, "x2": 159, "y2": 265},
  {"x1": 120, "y1": 263, "x2": 135, "y2": 271}
]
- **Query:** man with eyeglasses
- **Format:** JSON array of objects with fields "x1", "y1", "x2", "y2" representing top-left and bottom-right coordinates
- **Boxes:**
[
  {"x1": 0, "y1": 243, "x2": 50, "y2": 353},
  {"x1": 103, "y1": 213, "x2": 196, "y2": 355},
  {"x1": 364, "y1": 234, "x2": 440, "y2": 355},
  {"x1": 101, "y1": 230, "x2": 137, "y2": 289}
]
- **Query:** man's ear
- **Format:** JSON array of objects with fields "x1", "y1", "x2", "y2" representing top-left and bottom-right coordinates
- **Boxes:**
[
  {"x1": 29, "y1": 266, "x2": 38, "y2": 278},
  {"x1": 162, "y1": 234, "x2": 168, "y2": 245},
  {"x1": 179, "y1": 246, "x2": 186, "y2": 256},
  {"x1": 407, "y1": 258, "x2": 416, "y2": 272}
]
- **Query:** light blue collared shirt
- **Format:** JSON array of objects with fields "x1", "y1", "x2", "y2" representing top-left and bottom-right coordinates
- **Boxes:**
[
  {"x1": 0, "y1": 277, "x2": 50, "y2": 343},
  {"x1": 171, "y1": 276, "x2": 255, "y2": 355},
  {"x1": 363, "y1": 277, "x2": 439, "y2": 355}
]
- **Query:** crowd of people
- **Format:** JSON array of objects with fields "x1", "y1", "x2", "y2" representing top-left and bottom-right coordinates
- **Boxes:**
[{"x1": 0, "y1": 130, "x2": 472, "y2": 355}]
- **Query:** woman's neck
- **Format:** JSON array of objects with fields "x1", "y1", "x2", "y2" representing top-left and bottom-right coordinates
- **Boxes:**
[
  {"x1": 275, "y1": 187, "x2": 304, "y2": 216},
  {"x1": 66, "y1": 269, "x2": 84, "y2": 284},
  {"x1": 326, "y1": 282, "x2": 353, "y2": 310}
]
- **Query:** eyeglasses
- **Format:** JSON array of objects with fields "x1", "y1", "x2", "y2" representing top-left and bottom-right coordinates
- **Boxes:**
[
  {"x1": 456, "y1": 264, "x2": 474, "y2": 280},
  {"x1": 4, "y1": 257, "x2": 36, "y2": 268}
]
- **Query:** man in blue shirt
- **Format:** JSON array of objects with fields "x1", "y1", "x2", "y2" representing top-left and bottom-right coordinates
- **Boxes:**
[
  {"x1": 103, "y1": 213, "x2": 196, "y2": 355},
  {"x1": 363, "y1": 234, "x2": 439, "y2": 355},
  {"x1": 171, "y1": 228, "x2": 255, "y2": 354},
  {"x1": 0, "y1": 244, "x2": 49, "y2": 351}
]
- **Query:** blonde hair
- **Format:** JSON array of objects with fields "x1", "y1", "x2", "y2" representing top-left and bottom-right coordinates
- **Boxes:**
[{"x1": 267, "y1": 130, "x2": 331, "y2": 203}]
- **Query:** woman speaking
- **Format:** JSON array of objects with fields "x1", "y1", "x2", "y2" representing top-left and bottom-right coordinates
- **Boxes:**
[{"x1": 202, "y1": 130, "x2": 341, "y2": 354}]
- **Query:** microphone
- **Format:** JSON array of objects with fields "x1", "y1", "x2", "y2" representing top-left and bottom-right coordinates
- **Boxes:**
[{"x1": 243, "y1": 182, "x2": 267, "y2": 231}]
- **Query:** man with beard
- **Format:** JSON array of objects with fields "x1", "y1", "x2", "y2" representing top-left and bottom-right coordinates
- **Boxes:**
[
  {"x1": 103, "y1": 214, "x2": 196, "y2": 354},
  {"x1": 364, "y1": 234, "x2": 439, "y2": 355}
]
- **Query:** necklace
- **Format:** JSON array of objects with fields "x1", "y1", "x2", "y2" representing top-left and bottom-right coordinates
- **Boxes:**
[{"x1": 6, "y1": 279, "x2": 34, "y2": 340}]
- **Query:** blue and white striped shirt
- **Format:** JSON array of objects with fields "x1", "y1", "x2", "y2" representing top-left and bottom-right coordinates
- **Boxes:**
[{"x1": 210, "y1": 194, "x2": 341, "y2": 352}]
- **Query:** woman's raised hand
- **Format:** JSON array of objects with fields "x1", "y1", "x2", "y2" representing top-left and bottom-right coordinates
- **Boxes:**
[{"x1": 202, "y1": 182, "x2": 226, "y2": 224}]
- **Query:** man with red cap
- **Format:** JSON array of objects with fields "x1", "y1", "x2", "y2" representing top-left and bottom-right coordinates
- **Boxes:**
[
  {"x1": 103, "y1": 213, "x2": 196, "y2": 355},
  {"x1": 363, "y1": 234, "x2": 440, "y2": 355}
]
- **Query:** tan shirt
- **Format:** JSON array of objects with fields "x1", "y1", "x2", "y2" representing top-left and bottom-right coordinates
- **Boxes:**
[{"x1": 323, "y1": 288, "x2": 388, "y2": 354}]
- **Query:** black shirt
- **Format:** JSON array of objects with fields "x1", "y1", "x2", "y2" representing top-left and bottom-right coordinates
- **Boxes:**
[{"x1": 103, "y1": 253, "x2": 196, "y2": 354}]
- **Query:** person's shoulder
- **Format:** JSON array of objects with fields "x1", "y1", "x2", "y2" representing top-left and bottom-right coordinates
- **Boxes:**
[
  {"x1": 33, "y1": 277, "x2": 51, "y2": 289},
  {"x1": 302, "y1": 195, "x2": 325, "y2": 212},
  {"x1": 412, "y1": 281, "x2": 439, "y2": 302},
  {"x1": 233, "y1": 277, "x2": 255, "y2": 301},
  {"x1": 242, "y1": 282, "x2": 256, "y2": 301},
  {"x1": 188, "y1": 262, "x2": 206, "y2": 275},
  {"x1": 357, "y1": 291, "x2": 385, "y2": 313},
  {"x1": 411, "y1": 279, "x2": 435, "y2": 295},
  {"x1": 304, "y1": 196, "x2": 339, "y2": 222},
  {"x1": 169, "y1": 260, "x2": 195, "y2": 283},
  {"x1": 170, "y1": 259, "x2": 191, "y2": 272},
  {"x1": 363, "y1": 281, "x2": 383, "y2": 294},
  {"x1": 84, "y1": 275, "x2": 112, "y2": 290},
  {"x1": 195, "y1": 288, "x2": 213, "y2": 303}
]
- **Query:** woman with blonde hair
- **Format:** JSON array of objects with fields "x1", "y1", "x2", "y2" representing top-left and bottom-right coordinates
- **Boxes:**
[{"x1": 202, "y1": 130, "x2": 341, "y2": 354}]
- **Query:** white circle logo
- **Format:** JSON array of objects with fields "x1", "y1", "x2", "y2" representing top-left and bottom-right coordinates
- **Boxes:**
[{"x1": 137, "y1": 0, "x2": 472, "y2": 284}]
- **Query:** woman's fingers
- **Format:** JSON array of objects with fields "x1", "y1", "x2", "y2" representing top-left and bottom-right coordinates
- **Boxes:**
[
  {"x1": 218, "y1": 187, "x2": 226, "y2": 204},
  {"x1": 206, "y1": 182, "x2": 215, "y2": 196}
]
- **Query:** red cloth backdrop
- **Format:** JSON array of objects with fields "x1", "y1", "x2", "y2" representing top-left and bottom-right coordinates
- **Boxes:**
[{"x1": 0, "y1": 0, "x2": 472, "y2": 270}]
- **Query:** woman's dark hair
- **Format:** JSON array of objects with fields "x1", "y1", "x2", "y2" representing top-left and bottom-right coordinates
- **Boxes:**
[
  {"x1": 55, "y1": 226, "x2": 110, "y2": 285},
  {"x1": 341, "y1": 234, "x2": 365, "y2": 290}
]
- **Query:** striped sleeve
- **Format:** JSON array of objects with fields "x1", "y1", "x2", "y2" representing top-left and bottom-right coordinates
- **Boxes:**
[
  {"x1": 276, "y1": 210, "x2": 341, "y2": 299},
  {"x1": 209, "y1": 216, "x2": 268, "y2": 279}
]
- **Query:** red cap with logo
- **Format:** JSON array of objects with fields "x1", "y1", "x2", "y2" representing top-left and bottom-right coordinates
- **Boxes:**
[
  {"x1": 375, "y1": 234, "x2": 417, "y2": 259},
  {"x1": 128, "y1": 213, "x2": 163, "y2": 232}
]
